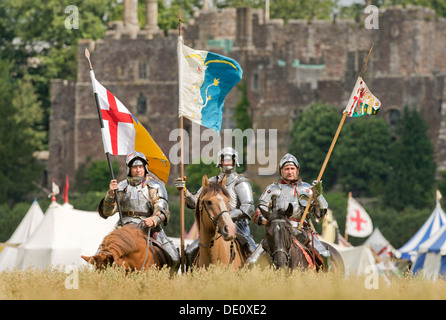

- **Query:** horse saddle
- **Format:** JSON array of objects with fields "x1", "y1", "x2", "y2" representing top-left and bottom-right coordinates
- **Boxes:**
[{"x1": 144, "y1": 233, "x2": 173, "y2": 268}]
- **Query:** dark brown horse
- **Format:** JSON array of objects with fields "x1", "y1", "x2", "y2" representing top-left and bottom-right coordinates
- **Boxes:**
[
  {"x1": 193, "y1": 174, "x2": 245, "y2": 269},
  {"x1": 263, "y1": 202, "x2": 344, "y2": 273},
  {"x1": 82, "y1": 224, "x2": 171, "y2": 272}
]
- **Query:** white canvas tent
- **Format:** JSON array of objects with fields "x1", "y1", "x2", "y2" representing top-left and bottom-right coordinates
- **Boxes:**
[
  {"x1": 399, "y1": 200, "x2": 446, "y2": 261},
  {"x1": 412, "y1": 224, "x2": 446, "y2": 280},
  {"x1": 335, "y1": 244, "x2": 376, "y2": 276},
  {"x1": 15, "y1": 202, "x2": 118, "y2": 270},
  {"x1": 364, "y1": 227, "x2": 401, "y2": 259},
  {"x1": 0, "y1": 200, "x2": 44, "y2": 271}
]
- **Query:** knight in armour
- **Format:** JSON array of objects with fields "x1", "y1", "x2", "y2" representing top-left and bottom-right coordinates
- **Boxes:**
[
  {"x1": 248, "y1": 153, "x2": 330, "y2": 265},
  {"x1": 175, "y1": 147, "x2": 256, "y2": 267},
  {"x1": 98, "y1": 151, "x2": 180, "y2": 272}
]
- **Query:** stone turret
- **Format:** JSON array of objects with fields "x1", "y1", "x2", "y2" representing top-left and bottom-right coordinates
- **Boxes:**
[
  {"x1": 145, "y1": 0, "x2": 159, "y2": 34},
  {"x1": 123, "y1": 0, "x2": 139, "y2": 38}
]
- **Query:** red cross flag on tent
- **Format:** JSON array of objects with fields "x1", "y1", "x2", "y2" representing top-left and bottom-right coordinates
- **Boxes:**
[{"x1": 345, "y1": 195, "x2": 373, "y2": 238}]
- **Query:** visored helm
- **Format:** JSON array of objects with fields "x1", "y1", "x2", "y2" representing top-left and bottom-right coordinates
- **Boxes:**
[
  {"x1": 216, "y1": 147, "x2": 240, "y2": 173},
  {"x1": 279, "y1": 153, "x2": 300, "y2": 179},
  {"x1": 126, "y1": 151, "x2": 149, "y2": 176}
]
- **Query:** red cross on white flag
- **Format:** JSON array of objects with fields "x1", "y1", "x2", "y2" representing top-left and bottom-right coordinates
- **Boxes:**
[
  {"x1": 346, "y1": 196, "x2": 373, "y2": 238},
  {"x1": 91, "y1": 71, "x2": 136, "y2": 156}
]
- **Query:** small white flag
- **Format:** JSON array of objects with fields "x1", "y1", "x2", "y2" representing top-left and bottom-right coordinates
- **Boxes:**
[{"x1": 346, "y1": 196, "x2": 373, "y2": 237}]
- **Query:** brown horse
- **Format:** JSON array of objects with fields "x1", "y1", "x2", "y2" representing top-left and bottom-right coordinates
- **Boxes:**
[
  {"x1": 193, "y1": 174, "x2": 245, "y2": 269},
  {"x1": 81, "y1": 224, "x2": 170, "y2": 272},
  {"x1": 264, "y1": 202, "x2": 345, "y2": 273}
]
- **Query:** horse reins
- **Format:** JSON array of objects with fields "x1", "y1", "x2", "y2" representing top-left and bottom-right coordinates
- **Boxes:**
[
  {"x1": 198, "y1": 200, "x2": 236, "y2": 264},
  {"x1": 270, "y1": 219, "x2": 292, "y2": 266}
]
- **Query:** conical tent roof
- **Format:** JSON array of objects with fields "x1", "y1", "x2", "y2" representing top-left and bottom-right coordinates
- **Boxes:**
[
  {"x1": 399, "y1": 200, "x2": 446, "y2": 261},
  {"x1": 15, "y1": 202, "x2": 118, "y2": 270},
  {"x1": 412, "y1": 224, "x2": 446, "y2": 279},
  {"x1": 0, "y1": 200, "x2": 44, "y2": 271},
  {"x1": 364, "y1": 227, "x2": 401, "y2": 259}
]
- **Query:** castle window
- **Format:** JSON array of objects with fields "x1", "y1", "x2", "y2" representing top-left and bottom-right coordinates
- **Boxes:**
[
  {"x1": 138, "y1": 61, "x2": 147, "y2": 79},
  {"x1": 252, "y1": 73, "x2": 259, "y2": 92},
  {"x1": 389, "y1": 109, "x2": 400, "y2": 137},
  {"x1": 137, "y1": 93, "x2": 147, "y2": 114},
  {"x1": 389, "y1": 109, "x2": 400, "y2": 126}
]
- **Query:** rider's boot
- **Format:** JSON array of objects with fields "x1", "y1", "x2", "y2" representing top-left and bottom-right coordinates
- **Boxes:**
[
  {"x1": 310, "y1": 236, "x2": 331, "y2": 271},
  {"x1": 156, "y1": 232, "x2": 180, "y2": 275},
  {"x1": 185, "y1": 238, "x2": 199, "y2": 271},
  {"x1": 236, "y1": 232, "x2": 257, "y2": 257}
]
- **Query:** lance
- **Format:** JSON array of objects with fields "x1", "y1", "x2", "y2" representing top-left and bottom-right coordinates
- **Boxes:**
[
  {"x1": 85, "y1": 48, "x2": 124, "y2": 227},
  {"x1": 298, "y1": 43, "x2": 375, "y2": 230},
  {"x1": 177, "y1": 12, "x2": 186, "y2": 273}
]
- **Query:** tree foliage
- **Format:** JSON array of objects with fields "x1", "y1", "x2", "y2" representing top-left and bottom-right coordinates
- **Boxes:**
[
  {"x1": 75, "y1": 160, "x2": 120, "y2": 193},
  {"x1": 384, "y1": 107, "x2": 436, "y2": 210},
  {"x1": 333, "y1": 116, "x2": 392, "y2": 197},
  {"x1": 0, "y1": 59, "x2": 43, "y2": 205},
  {"x1": 289, "y1": 103, "x2": 341, "y2": 187}
]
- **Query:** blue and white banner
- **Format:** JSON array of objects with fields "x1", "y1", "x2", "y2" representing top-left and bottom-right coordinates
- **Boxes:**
[{"x1": 178, "y1": 36, "x2": 243, "y2": 132}]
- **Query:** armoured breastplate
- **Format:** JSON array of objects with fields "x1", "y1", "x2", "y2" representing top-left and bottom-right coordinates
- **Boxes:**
[
  {"x1": 218, "y1": 172, "x2": 238, "y2": 210},
  {"x1": 275, "y1": 183, "x2": 301, "y2": 218},
  {"x1": 119, "y1": 182, "x2": 152, "y2": 215}
]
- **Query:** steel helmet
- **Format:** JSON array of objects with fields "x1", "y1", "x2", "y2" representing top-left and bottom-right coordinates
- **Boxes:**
[
  {"x1": 279, "y1": 153, "x2": 300, "y2": 176},
  {"x1": 126, "y1": 151, "x2": 149, "y2": 176},
  {"x1": 216, "y1": 147, "x2": 240, "y2": 172}
]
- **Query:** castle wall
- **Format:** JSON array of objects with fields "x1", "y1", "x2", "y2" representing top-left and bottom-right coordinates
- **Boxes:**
[{"x1": 48, "y1": 3, "x2": 446, "y2": 191}]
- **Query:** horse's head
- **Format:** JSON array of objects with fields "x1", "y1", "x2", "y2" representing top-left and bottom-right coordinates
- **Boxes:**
[
  {"x1": 82, "y1": 251, "x2": 116, "y2": 270},
  {"x1": 196, "y1": 174, "x2": 236, "y2": 241},
  {"x1": 264, "y1": 199, "x2": 294, "y2": 269},
  {"x1": 82, "y1": 225, "x2": 146, "y2": 270}
]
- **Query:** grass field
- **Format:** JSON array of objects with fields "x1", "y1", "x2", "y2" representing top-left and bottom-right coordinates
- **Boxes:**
[{"x1": 1, "y1": 265, "x2": 445, "y2": 300}]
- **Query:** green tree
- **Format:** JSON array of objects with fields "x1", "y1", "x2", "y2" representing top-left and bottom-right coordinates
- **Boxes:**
[
  {"x1": 384, "y1": 107, "x2": 436, "y2": 210},
  {"x1": 216, "y1": 0, "x2": 338, "y2": 21},
  {"x1": 0, "y1": 59, "x2": 43, "y2": 205},
  {"x1": 438, "y1": 171, "x2": 446, "y2": 207},
  {"x1": 270, "y1": 0, "x2": 338, "y2": 21},
  {"x1": 333, "y1": 116, "x2": 392, "y2": 197},
  {"x1": 75, "y1": 160, "x2": 120, "y2": 193},
  {"x1": 289, "y1": 103, "x2": 342, "y2": 188},
  {"x1": 158, "y1": 0, "x2": 203, "y2": 34},
  {"x1": 233, "y1": 80, "x2": 252, "y2": 172},
  {"x1": 380, "y1": 0, "x2": 446, "y2": 18},
  {"x1": 1, "y1": 0, "x2": 115, "y2": 147},
  {"x1": 12, "y1": 80, "x2": 46, "y2": 151},
  {"x1": 185, "y1": 159, "x2": 221, "y2": 193}
]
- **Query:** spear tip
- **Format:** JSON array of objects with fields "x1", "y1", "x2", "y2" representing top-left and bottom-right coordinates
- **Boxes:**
[{"x1": 84, "y1": 48, "x2": 93, "y2": 70}]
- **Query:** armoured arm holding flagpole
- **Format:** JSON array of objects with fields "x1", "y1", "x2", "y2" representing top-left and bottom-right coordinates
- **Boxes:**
[
  {"x1": 298, "y1": 43, "x2": 375, "y2": 230},
  {"x1": 85, "y1": 48, "x2": 124, "y2": 227},
  {"x1": 178, "y1": 13, "x2": 186, "y2": 273}
]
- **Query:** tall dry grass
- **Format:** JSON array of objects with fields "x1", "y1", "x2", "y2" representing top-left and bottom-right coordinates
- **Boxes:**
[{"x1": 0, "y1": 265, "x2": 445, "y2": 300}]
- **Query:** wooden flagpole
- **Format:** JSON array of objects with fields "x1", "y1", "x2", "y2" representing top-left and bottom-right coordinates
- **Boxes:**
[
  {"x1": 298, "y1": 43, "x2": 374, "y2": 230},
  {"x1": 345, "y1": 191, "x2": 352, "y2": 242},
  {"x1": 178, "y1": 12, "x2": 186, "y2": 273},
  {"x1": 85, "y1": 48, "x2": 124, "y2": 227}
]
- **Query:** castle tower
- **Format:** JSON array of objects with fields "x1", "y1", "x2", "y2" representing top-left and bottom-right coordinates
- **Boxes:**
[
  {"x1": 123, "y1": 0, "x2": 139, "y2": 38},
  {"x1": 145, "y1": 0, "x2": 159, "y2": 34}
]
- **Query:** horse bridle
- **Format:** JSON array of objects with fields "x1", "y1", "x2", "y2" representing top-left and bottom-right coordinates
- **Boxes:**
[
  {"x1": 198, "y1": 199, "x2": 236, "y2": 262},
  {"x1": 269, "y1": 219, "x2": 292, "y2": 266},
  {"x1": 200, "y1": 199, "x2": 230, "y2": 233}
]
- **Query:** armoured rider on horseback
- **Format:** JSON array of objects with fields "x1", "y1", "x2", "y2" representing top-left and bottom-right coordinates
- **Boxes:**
[
  {"x1": 98, "y1": 151, "x2": 180, "y2": 272},
  {"x1": 248, "y1": 153, "x2": 331, "y2": 265},
  {"x1": 175, "y1": 147, "x2": 256, "y2": 267}
]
